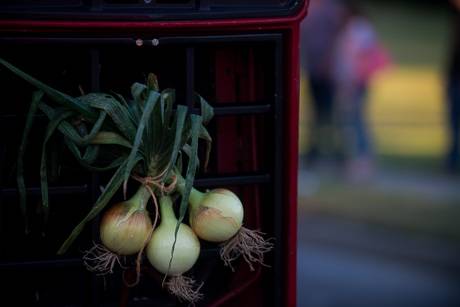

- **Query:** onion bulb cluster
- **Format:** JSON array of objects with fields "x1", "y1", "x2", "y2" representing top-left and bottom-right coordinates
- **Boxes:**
[
  {"x1": 0, "y1": 57, "x2": 274, "y2": 305},
  {"x1": 87, "y1": 178, "x2": 272, "y2": 303}
]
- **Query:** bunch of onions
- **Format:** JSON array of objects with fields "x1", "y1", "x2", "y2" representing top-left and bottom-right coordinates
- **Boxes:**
[
  {"x1": 1, "y1": 56, "x2": 274, "y2": 303},
  {"x1": 147, "y1": 195, "x2": 202, "y2": 303},
  {"x1": 83, "y1": 185, "x2": 153, "y2": 275},
  {"x1": 1, "y1": 58, "x2": 211, "y2": 301},
  {"x1": 177, "y1": 175, "x2": 273, "y2": 271}
]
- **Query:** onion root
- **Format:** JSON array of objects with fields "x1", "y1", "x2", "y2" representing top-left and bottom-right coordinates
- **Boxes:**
[
  {"x1": 165, "y1": 275, "x2": 203, "y2": 305},
  {"x1": 82, "y1": 242, "x2": 126, "y2": 275},
  {"x1": 220, "y1": 227, "x2": 274, "y2": 271}
]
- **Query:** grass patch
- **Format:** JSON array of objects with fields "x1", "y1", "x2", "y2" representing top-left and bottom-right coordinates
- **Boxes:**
[
  {"x1": 376, "y1": 154, "x2": 444, "y2": 174},
  {"x1": 299, "y1": 181, "x2": 460, "y2": 242}
]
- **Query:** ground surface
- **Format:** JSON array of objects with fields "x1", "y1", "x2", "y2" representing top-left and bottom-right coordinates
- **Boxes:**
[{"x1": 297, "y1": 166, "x2": 460, "y2": 307}]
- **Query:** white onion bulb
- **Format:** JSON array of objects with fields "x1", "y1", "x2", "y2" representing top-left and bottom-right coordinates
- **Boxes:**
[
  {"x1": 100, "y1": 186, "x2": 152, "y2": 255},
  {"x1": 188, "y1": 188, "x2": 244, "y2": 242},
  {"x1": 147, "y1": 196, "x2": 200, "y2": 276}
]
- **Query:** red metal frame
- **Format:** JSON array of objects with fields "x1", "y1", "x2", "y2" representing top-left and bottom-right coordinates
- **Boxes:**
[
  {"x1": 0, "y1": 9, "x2": 307, "y2": 34},
  {"x1": 284, "y1": 22, "x2": 302, "y2": 307},
  {"x1": 0, "y1": 2, "x2": 308, "y2": 305}
]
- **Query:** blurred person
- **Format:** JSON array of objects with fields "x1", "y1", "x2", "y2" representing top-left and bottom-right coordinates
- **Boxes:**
[
  {"x1": 446, "y1": 0, "x2": 460, "y2": 173},
  {"x1": 300, "y1": 0, "x2": 347, "y2": 165},
  {"x1": 332, "y1": 1, "x2": 391, "y2": 181}
]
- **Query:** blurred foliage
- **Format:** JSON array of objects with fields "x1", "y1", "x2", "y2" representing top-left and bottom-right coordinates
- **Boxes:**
[{"x1": 356, "y1": 0, "x2": 451, "y2": 68}]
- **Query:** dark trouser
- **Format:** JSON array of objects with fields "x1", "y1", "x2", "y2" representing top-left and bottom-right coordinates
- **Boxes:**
[
  {"x1": 340, "y1": 84, "x2": 371, "y2": 159},
  {"x1": 306, "y1": 76, "x2": 337, "y2": 162},
  {"x1": 447, "y1": 74, "x2": 460, "y2": 171}
]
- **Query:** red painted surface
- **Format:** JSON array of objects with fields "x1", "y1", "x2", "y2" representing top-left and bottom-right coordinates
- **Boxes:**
[
  {"x1": 284, "y1": 22, "x2": 302, "y2": 307},
  {"x1": 212, "y1": 45, "x2": 264, "y2": 306},
  {"x1": 0, "y1": 9, "x2": 307, "y2": 34},
  {"x1": 210, "y1": 6, "x2": 307, "y2": 303},
  {"x1": 0, "y1": 1, "x2": 309, "y2": 305}
]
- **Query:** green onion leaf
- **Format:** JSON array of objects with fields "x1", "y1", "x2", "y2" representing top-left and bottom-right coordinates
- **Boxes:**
[
  {"x1": 197, "y1": 93, "x2": 214, "y2": 124},
  {"x1": 0, "y1": 57, "x2": 95, "y2": 120},
  {"x1": 89, "y1": 131, "x2": 132, "y2": 149},
  {"x1": 57, "y1": 156, "x2": 140, "y2": 254},
  {"x1": 124, "y1": 90, "x2": 160, "y2": 183},
  {"x1": 64, "y1": 137, "x2": 126, "y2": 171},
  {"x1": 147, "y1": 73, "x2": 159, "y2": 92},
  {"x1": 162, "y1": 105, "x2": 187, "y2": 182},
  {"x1": 131, "y1": 82, "x2": 147, "y2": 105},
  {"x1": 87, "y1": 93, "x2": 137, "y2": 142},
  {"x1": 40, "y1": 109, "x2": 75, "y2": 222},
  {"x1": 168, "y1": 114, "x2": 201, "y2": 276},
  {"x1": 17, "y1": 90, "x2": 44, "y2": 233}
]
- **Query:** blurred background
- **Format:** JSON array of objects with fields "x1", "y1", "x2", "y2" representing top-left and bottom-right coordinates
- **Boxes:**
[{"x1": 297, "y1": 0, "x2": 460, "y2": 306}]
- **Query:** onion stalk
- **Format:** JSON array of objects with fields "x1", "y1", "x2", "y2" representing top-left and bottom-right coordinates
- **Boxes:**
[{"x1": 147, "y1": 195, "x2": 202, "y2": 303}]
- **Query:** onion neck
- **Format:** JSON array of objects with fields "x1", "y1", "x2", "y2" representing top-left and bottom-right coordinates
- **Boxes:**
[
  {"x1": 159, "y1": 196, "x2": 177, "y2": 226},
  {"x1": 129, "y1": 185, "x2": 151, "y2": 211},
  {"x1": 175, "y1": 172, "x2": 204, "y2": 213},
  {"x1": 188, "y1": 188, "x2": 204, "y2": 213}
]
